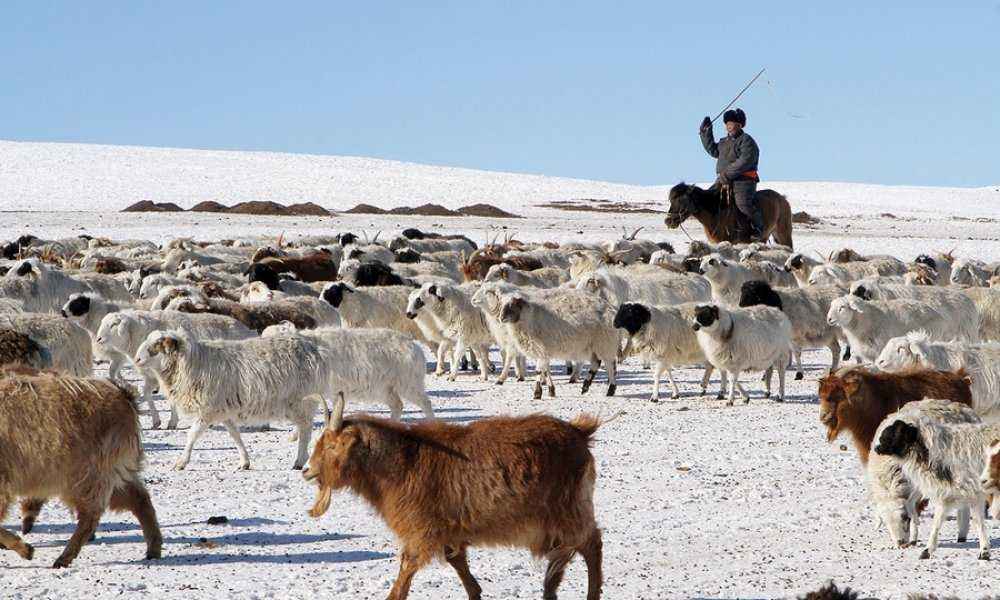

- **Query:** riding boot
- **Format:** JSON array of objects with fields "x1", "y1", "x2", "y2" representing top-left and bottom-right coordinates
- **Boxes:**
[{"x1": 750, "y1": 208, "x2": 767, "y2": 242}]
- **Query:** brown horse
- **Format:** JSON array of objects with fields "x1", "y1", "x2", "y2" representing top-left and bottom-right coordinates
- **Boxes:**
[{"x1": 664, "y1": 182, "x2": 793, "y2": 248}]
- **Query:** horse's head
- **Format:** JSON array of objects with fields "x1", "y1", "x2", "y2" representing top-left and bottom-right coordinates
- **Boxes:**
[{"x1": 665, "y1": 182, "x2": 697, "y2": 228}]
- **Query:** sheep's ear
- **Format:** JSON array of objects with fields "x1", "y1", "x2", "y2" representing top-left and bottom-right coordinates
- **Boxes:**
[{"x1": 161, "y1": 336, "x2": 181, "y2": 354}]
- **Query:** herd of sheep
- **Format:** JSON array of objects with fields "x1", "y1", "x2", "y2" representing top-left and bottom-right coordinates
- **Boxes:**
[{"x1": 2, "y1": 229, "x2": 1000, "y2": 597}]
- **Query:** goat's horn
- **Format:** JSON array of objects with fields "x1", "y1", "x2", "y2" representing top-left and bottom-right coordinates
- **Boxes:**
[
  {"x1": 329, "y1": 392, "x2": 345, "y2": 431},
  {"x1": 372, "y1": 231, "x2": 382, "y2": 244},
  {"x1": 322, "y1": 399, "x2": 332, "y2": 428},
  {"x1": 277, "y1": 231, "x2": 285, "y2": 248}
]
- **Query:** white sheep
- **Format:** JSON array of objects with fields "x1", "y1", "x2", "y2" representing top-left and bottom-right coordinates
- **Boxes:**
[
  {"x1": 262, "y1": 324, "x2": 433, "y2": 420},
  {"x1": 867, "y1": 399, "x2": 980, "y2": 548},
  {"x1": 962, "y1": 287, "x2": 1000, "y2": 342},
  {"x1": 875, "y1": 332, "x2": 1000, "y2": 416},
  {"x1": 806, "y1": 258, "x2": 908, "y2": 287},
  {"x1": 95, "y1": 309, "x2": 256, "y2": 429},
  {"x1": 737, "y1": 280, "x2": 843, "y2": 378},
  {"x1": 848, "y1": 280, "x2": 981, "y2": 343},
  {"x1": 576, "y1": 266, "x2": 710, "y2": 307},
  {"x1": 4, "y1": 259, "x2": 129, "y2": 312},
  {"x1": 826, "y1": 295, "x2": 973, "y2": 364},
  {"x1": 691, "y1": 304, "x2": 792, "y2": 405},
  {"x1": 388, "y1": 235, "x2": 475, "y2": 255},
  {"x1": 613, "y1": 302, "x2": 726, "y2": 401},
  {"x1": 783, "y1": 253, "x2": 824, "y2": 288},
  {"x1": 498, "y1": 288, "x2": 619, "y2": 398},
  {"x1": 484, "y1": 263, "x2": 568, "y2": 288},
  {"x1": 139, "y1": 273, "x2": 189, "y2": 300},
  {"x1": 874, "y1": 401, "x2": 1000, "y2": 560},
  {"x1": 319, "y1": 282, "x2": 428, "y2": 341},
  {"x1": 405, "y1": 282, "x2": 493, "y2": 382},
  {"x1": 60, "y1": 293, "x2": 135, "y2": 379},
  {"x1": 0, "y1": 312, "x2": 92, "y2": 376},
  {"x1": 134, "y1": 329, "x2": 323, "y2": 470},
  {"x1": 951, "y1": 258, "x2": 997, "y2": 287}
]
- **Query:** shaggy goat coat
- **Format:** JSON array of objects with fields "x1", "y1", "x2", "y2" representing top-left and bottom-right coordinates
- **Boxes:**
[{"x1": 0, "y1": 313, "x2": 92, "y2": 376}]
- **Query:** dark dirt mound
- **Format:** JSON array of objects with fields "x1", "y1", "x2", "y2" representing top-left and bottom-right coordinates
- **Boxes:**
[
  {"x1": 228, "y1": 201, "x2": 293, "y2": 216},
  {"x1": 792, "y1": 211, "x2": 822, "y2": 225},
  {"x1": 457, "y1": 203, "x2": 521, "y2": 218},
  {"x1": 538, "y1": 199, "x2": 664, "y2": 214},
  {"x1": 388, "y1": 203, "x2": 460, "y2": 217},
  {"x1": 343, "y1": 203, "x2": 387, "y2": 214},
  {"x1": 286, "y1": 202, "x2": 332, "y2": 216},
  {"x1": 190, "y1": 201, "x2": 230, "y2": 213},
  {"x1": 122, "y1": 201, "x2": 185, "y2": 213}
]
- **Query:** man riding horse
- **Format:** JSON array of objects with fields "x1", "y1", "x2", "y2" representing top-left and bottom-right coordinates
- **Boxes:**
[{"x1": 699, "y1": 108, "x2": 766, "y2": 242}]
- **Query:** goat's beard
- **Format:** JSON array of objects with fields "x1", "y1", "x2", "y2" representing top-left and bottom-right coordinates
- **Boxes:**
[{"x1": 308, "y1": 485, "x2": 333, "y2": 518}]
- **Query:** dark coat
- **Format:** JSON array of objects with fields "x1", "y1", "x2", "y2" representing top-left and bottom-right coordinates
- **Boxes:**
[{"x1": 700, "y1": 125, "x2": 759, "y2": 182}]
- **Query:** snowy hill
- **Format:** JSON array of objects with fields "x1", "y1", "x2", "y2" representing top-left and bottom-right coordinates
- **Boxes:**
[{"x1": 2, "y1": 140, "x2": 998, "y2": 218}]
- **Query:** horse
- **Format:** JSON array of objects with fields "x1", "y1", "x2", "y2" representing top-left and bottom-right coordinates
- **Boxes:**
[{"x1": 664, "y1": 182, "x2": 793, "y2": 248}]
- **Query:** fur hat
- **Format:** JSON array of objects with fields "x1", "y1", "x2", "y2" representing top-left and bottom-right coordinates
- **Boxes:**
[{"x1": 723, "y1": 108, "x2": 747, "y2": 126}]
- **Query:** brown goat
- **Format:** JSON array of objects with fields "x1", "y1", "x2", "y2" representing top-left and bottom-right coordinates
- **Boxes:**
[
  {"x1": 93, "y1": 257, "x2": 130, "y2": 275},
  {"x1": 0, "y1": 367, "x2": 162, "y2": 567},
  {"x1": 303, "y1": 397, "x2": 603, "y2": 600},
  {"x1": 460, "y1": 250, "x2": 544, "y2": 281},
  {"x1": 169, "y1": 297, "x2": 317, "y2": 333},
  {"x1": 817, "y1": 366, "x2": 973, "y2": 464},
  {"x1": 256, "y1": 252, "x2": 336, "y2": 282},
  {"x1": 0, "y1": 330, "x2": 50, "y2": 369}
]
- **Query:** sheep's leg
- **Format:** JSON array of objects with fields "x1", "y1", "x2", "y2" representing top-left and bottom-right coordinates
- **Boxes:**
[
  {"x1": 828, "y1": 339, "x2": 841, "y2": 371},
  {"x1": 794, "y1": 349, "x2": 804, "y2": 380},
  {"x1": 434, "y1": 342, "x2": 449, "y2": 376},
  {"x1": 972, "y1": 503, "x2": 991, "y2": 560},
  {"x1": 292, "y1": 419, "x2": 312, "y2": 470},
  {"x1": 222, "y1": 420, "x2": 251, "y2": 471},
  {"x1": 907, "y1": 501, "x2": 920, "y2": 546},
  {"x1": 533, "y1": 360, "x2": 545, "y2": 400},
  {"x1": 165, "y1": 406, "x2": 180, "y2": 430},
  {"x1": 107, "y1": 355, "x2": 124, "y2": 382},
  {"x1": 727, "y1": 371, "x2": 739, "y2": 406},
  {"x1": 776, "y1": 356, "x2": 787, "y2": 402},
  {"x1": 763, "y1": 367, "x2": 773, "y2": 399},
  {"x1": 515, "y1": 354, "x2": 526, "y2": 382},
  {"x1": 52, "y1": 509, "x2": 101, "y2": 568},
  {"x1": 474, "y1": 345, "x2": 490, "y2": 381},
  {"x1": 387, "y1": 550, "x2": 426, "y2": 600},
  {"x1": 141, "y1": 372, "x2": 162, "y2": 430},
  {"x1": 19, "y1": 498, "x2": 45, "y2": 534},
  {"x1": 546, "y1": 366, "x2": 557, "y2": 398},
  {"x1": 699, "y1": 365, "x2": 713, "y2": 394},
  {"x1": 109, "y1": 479, "x2": 162, "y2": 560},
  {"x1": 386, "y1": 392, "x2": 404, "y2": 421},
  {"x1": 413, "y1": 392, "x2": 435, "y2": 420},
  {"x1": 567, "y1": 361, "x2": 578, "y2": 384},
  {"x1": 581, "y1": 355, "x2": 601, "y2": 394},
  {"x1": 605, "y1": 359, "x2": 617, "y2": 397},
  {"x1": 496, "y1": 348, "x2": 511, "y2": 385},
  {"x1": 957, "y1": 506, "x2": 971, "y2": 543},
  {"x1": 448, "y1": 341, "x2": 465, "y2": 382},
  {"x1": 542, "y1": 546, "x2": 576, "y2": 600},
  {"x1": 0, "y1": 499, "x2": 34, "y2": 560},
  {"x1": 920, "y1": 503, "x2": 949, "y2": 559},
  {"x1": 577, "y1": 527, "x2": 603, "y2": 600},
  {"x1": 650, "y1": 363, "x2": 664, "y2": 402},
  {"x1": 842, "y1": 343, "x2": 852, "y2": 361},
  {"x1": 174, "y1": 419, "x2": 208, "y2": 470},
  {"x1": 444, "y1": 545, "x2": 482, "y2": 600}
]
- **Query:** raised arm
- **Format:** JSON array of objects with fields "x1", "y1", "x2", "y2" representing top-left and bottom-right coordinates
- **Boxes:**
[{"x1": 699, "y1": 116, "x2": 718, "y2": 158}]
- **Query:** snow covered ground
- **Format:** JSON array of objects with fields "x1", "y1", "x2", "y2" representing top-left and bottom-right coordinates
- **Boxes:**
[{"x1": 2, "y1": 141, "x2": 1000, "y2": 599}]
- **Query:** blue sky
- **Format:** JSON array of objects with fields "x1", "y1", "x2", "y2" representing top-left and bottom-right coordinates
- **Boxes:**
[{"x1": 3, "y1": 2, "x2": 997, "y2": 187}]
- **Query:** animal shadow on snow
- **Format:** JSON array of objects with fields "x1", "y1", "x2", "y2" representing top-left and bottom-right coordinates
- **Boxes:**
[
  {"x1": 29, "y1": 517, "x2": 287, "y2": 536},
  {"x1": 114, "y1": 549, "x2": 393, "y2": 567}
]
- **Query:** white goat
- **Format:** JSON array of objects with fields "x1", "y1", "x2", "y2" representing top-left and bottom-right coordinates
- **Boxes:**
[
  {"x1": 691, "y1": 304, "x2": 792, "y2": 405},
  {"x1": 262, "y1": 324, "x2": 433, "y2": 420},
  {"x1": 576, "y1": 266, "x2": 710, "y2": 307},
  {"x1": 0, "y1": 313, "x2": 92, "y2": 376},
  {"x1": 484, "y1": 264, "x2": 568, "y2": 288},
  {"x1": 951, "y1": 258, "x2": 997, "y2": 287},
  {"x1": 874, "y1": 402, "x2": 1000, "y2": 560},
  {"x1": 95, "y1": 310, "x2": 255, "y2": 429},
  {"x1": 470, "y1": 282, "x2": 526, "y2": 385},
  {"x1": 875, "y1": 332, "x2": 1000, "y2": 416},
  {"x1": 848, "y1": 280, "x2": 981, "y2": 343},
  {"x1": 806, "y1": 259, "x2": 908, "y2": 287},
  {"x1": 405, "y1": 282, "x2": 492, "y2": 381},
  {"x1": 134, "y1": 329, "x2": 322, "y2": 470}
]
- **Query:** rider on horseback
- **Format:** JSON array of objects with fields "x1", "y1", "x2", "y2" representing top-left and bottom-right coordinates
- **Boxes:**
[{"x1": 699, "y1": 108, "x2": 765, "y2": 242}]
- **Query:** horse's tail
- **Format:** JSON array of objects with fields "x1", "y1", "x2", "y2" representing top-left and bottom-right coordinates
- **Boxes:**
[{"x1": 773, "y1": 195, "x2": 794, "y2": 249}]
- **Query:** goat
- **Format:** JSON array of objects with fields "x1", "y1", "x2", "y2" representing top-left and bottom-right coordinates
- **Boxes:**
[
  {"x1": 0, "y1": 313, "x2": 92, "y2": 376},
  {"x1": 576, "y1": 266, "x2": 711, "y2": 307},
  {"x1": 692, "y1": 304, "x2": 792, "y2": 405},
  {"x1": 470, "y1": 282, "x2": 527, "y2": 385},
  {"x1": 875, "y1": 332, "x2": 1000, "y2": 415},
  {"x1": 167, "y1": 295, "x2": 340, "y2": 333},
  {"x1": 460, "y1": 250, "x2": 544, "y2": 281},
  {"x1": 245, "y1": 262, "x2": 318, "y2": 296},
  {"x1": 875, "y1": 404, "x2": 1000, "y2": 560},
  {"x1": 806, "y1": 259, "x2": 908, "y2": 287},
  {"x1": 0, "y1": 367, "x2": 162, "y2": 567},
  {"x1": 849, "y1": 279, "x2": 981, "y2": 343},
  {"x1": 951, "y1": 258, "x2": 998, "y2": 287},
  {"x1": 134, "y1": 329, "x2": 324, "y2": 470},
  {"x1": 302, "y1": 397, "x2": 603, "y2": 600},
  {"x1": 406, "y1": 282, "x2": 493, "y2": 382},
  {"x1": 484, "y1": 263, "x2": 568, "y2": 288},
  {"x1": 739, "y1": 280, "x2": 842, "y2": 378},
  {"x1": 254, "y1": 252, "x2": 338, "y2": 283},
  {"x1": 262, "y1": 324, "x2": 433, "y2": 419},
  {"x1": 338, "y1": 259, "x2": 413, "y2": 287}
]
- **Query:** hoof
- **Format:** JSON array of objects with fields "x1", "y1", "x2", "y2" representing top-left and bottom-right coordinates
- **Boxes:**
[
  {"x1": 52, "y1": 556, "x2": 72, "y2": 569},
  {"x1": 146, "y1": 549, "x2": 162, "y2": 560},
  {"x1": 21, "y1": 518, "x2": 35, "y2": 535},
  {"x1": 671, "y1": 393, "x2": 680, "y2": 400},
  {"x1": 919, "y1": 549, "x2": 930, "y2": 560},
  {"x1": 19, "y1": 543, "x2": 34, "y2": 561},
  {"x1": 715, "y1": 393, "x2": 725, "y2": 400},
  {"x1": 516, "y1": 377, "x2": 525, "y2": 382},
  {"x1": 292, "y1": 464, "x2": 303, "y2": 471},
  {"x1": 173, "y1": 462, "x2": 187, "y2": 471},
  {"x1": 547, "y1": 385, "x2": 556, "y2": 398},
  {"x1": 649, "y1": 397, "x2": 659, "y2": 403},
  {"x1": 494, "y1": 380, "x2": 504, "y2": 386},
  {"x1": 726, "y1": 400, "x2": 734, "y2": 407},
  {"x1": 794, "y1": 372, "x2": 804, "y2": 381},
  {"x1": 606, "y1": 384, "x2": 616, "y2": 397},
  {"x1": 533, "y1": 389, "x2": 542, "y2": 400},
  {"x1": 979, "y1": 550, "x2": 990, "y2": 561},
  {"x1": 236, "y1": 463, "x2": 250, "y2": 471},
  {"x1": 958, "y1": 536, "x2": 967, "y2": 543},
  {"x1": 764, "y1": 393, "x2": 770, "y2": 399}
]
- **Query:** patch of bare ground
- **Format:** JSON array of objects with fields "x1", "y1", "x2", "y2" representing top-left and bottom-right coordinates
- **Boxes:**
[
  {"x1": 538, "y1": 199, "x2": 665, "y2": 214},
  {"x1": 792, "y1": 211, "x2": 822, "y2": 225},
  {"x1": 125, "y1": 200, "x2": 333, "y2": 216},
  {"x1": 342, "y1": 202, "x2": 520, "y2": 218},
  {"x1": 122, "y1": 200, "x2": 184, "y2": 212}
]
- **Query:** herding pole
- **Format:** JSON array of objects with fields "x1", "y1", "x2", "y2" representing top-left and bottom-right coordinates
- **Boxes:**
[{"x1": 710, "y1": 67, "x2": 766, "y2": 124}]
